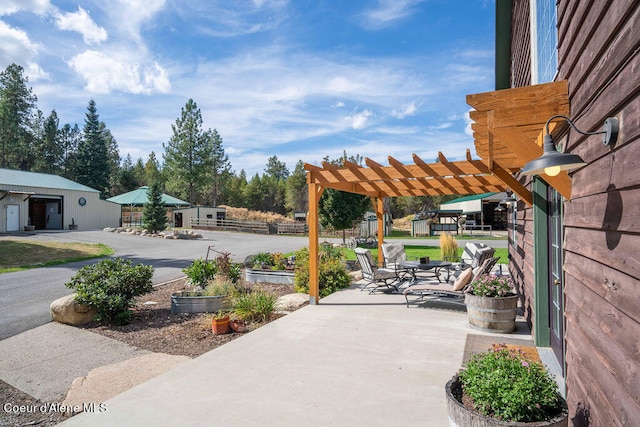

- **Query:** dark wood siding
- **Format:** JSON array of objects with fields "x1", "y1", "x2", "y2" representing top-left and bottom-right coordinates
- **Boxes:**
[
  {"x1": 510, "y1": 0, "x2": 531, "y2": 87},
  {"x1": 507, "y1": 0, "x2": 640, "y2": 424},
  {"x1": 558, "y1": 0, "x2": 640, "y2": 423}
]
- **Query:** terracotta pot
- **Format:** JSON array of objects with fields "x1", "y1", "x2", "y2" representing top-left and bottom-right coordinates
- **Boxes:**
[
  {"x1": 211, "y1": 316, "x2": 230, "y2": 335},
  {"x1": 230, "y1": 319, "x2": 248, "y2": 333}
]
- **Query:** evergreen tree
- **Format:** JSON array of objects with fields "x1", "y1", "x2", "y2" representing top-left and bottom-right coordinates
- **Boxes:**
[
  {"x1": 33, "y1": 110, "x2": 64, "y2": 174},
  {"x1": 132, "y1": 157, "x2": 146, "y2": 185},
  {"x1": 59, "y1": 123, "x2": 81, "y2": 180},
  {"x1": 209, "y1": 129, "x2": 232, "y2": 206},
  {"x1": 227, "y1": 170, "x2": 248, "y2": 207},
  {"x1": 76, "y1": 99, "x2": 110, "y2": 194},
  {"x1": 285, "y1": 160, "x2": 308, "y2": 214},
  {"x1": 163, "y1": 99, "x2": 215, "y2": 205},
  {"x1": 0, "y1": 63, "x2": 37, "y2": 169},
  {"x1": 144, "y1": 151, "x2": 163, "y2": 185},
  {"x1": 101, "y1": 122, "x2": 121, "y2": 198},
  {"x1": 265, "y1": 155, "x2": 289, "y2": 180},
  {"x1": 244, "y1": 173, "x2": 264, "y2": 211},
  {"x1": 116, "y1": 154, "x2": 139, "y2": 193},
  {"x1": 143, "y1": 181, "x2": 167, "y2": 233}
]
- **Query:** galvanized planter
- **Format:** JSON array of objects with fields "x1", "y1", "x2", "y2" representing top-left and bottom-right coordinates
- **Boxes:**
[
  {"x1": 245, "y1": 269, "x2": 294, "y2": 285},
  {"x1": 465, "y1": 293, "x2": 518, "y2": 333},
  {"x1": 170, "y1": 291, "x2": 227, "y2": 314}
]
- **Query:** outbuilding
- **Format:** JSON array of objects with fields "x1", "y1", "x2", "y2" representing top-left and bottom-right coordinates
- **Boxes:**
[
  {"x1": 0, "y1": 168, "x2": 120, "y2": 232},
  {"x1": 172, "y1": 206, "x2": 226, "y2": 228}
]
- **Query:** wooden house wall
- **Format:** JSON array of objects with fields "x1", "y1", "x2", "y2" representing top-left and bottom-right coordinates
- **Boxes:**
[
  {"x1": 507, "y1": 0, "x2": 535, "y2": 336},
  {"x1": 556, "y1": 0, "x2": 640, "y2": 424},
  {"x1": 507, "y1": 0, "x2": 640, "y2": 424},
  {"x1": 510, "y1": 0, "x2": 531, "y2": 87}
]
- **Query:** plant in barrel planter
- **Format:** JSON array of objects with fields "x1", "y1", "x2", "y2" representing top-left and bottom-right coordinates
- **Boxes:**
[
  {"x1": 446, "y1": 343, "x2": 568, "y2": 426},
  {"x1": 465, "y1": 274, "x2": 519, "y2": 333}
]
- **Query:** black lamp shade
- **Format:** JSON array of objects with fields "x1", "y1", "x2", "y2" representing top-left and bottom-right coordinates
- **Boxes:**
[{"x1": 521, "y1": 135, "x2": 587, "y2": 176}]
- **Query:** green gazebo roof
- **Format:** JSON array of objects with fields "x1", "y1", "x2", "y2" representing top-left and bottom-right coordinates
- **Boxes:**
[{"x1": 107, "y1": 187, "x2": 190, "y2": 206}]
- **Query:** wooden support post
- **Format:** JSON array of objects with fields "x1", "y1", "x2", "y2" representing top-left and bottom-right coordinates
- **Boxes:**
[
  {"x1": 375, "y1": 197, "x2": 385, "y2": 266},
  {"x1": 307, "y1": 181, "x2": 321, "y2": 305}
]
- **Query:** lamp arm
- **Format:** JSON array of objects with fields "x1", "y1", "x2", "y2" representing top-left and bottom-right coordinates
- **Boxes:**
[{"x1": 544, "y1": 115, "x2": 606, "y2": 137}]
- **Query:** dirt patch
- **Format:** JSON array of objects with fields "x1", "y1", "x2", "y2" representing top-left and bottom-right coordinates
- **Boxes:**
[{"x1": 0, "y1": 278, "x2": 296, "y2": 426}]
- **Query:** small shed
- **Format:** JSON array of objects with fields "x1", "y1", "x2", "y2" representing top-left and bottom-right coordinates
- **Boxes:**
[
  {"x1": 0, "y1": 168, "x2": 120, "y2": 232},
  {"x1": 106, "y1": 187, "x2": 190, "y2": 227},
  {"x1": 439, "y1": 192, "x2": 508, "y2": 230},
  {"x1": 172, "y1": 207, "x2": 226, "y2": 229}
]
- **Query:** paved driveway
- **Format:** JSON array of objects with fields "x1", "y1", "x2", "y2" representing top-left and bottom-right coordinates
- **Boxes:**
[{"x1": 0, "y1": 229, "x2": 313, "y2": 340}]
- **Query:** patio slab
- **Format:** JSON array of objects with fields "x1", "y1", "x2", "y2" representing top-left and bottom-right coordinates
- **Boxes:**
[{"x1": 60, "y1": 283, "x2": 531, "y2": 426}]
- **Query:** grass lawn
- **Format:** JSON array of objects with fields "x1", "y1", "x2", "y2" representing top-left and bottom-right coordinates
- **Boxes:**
[{"x1": 0, "y1": 238, "x2": 113, "y2": 273}]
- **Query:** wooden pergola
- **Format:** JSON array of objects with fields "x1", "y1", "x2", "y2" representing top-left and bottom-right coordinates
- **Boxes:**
[
  {"x1": 303, "y1": 80, "x2": 571, "y2": 304},
  {"x1": 303, "y1": 151, "x2": 507, "y2": 304}
]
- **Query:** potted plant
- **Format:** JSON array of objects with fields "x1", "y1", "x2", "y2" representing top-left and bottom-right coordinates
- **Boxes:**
[
  {"x1": 211, "y1": 311, "x2": 230, "y2": 335},
  {"x1": 229, "y1": 315, "x2": 248, "y2": 333},
  {"x1": 446, "y1": 343, "x2": 568, "y2": 426},
  {"x1": 465, "y1": 274, "x2": 518, "y2": 333},
  {"x1": 24, "y1": 218, "x2": 35, "y2": 231},
  {"x1": 69, "y1": 218, "x2": 78, "y2": 230}
]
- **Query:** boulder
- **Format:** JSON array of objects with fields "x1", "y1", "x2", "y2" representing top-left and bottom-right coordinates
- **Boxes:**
[
  {"x1": 277, "y1": 293, "x2": 309, "y2": 312},
  {"x1": 349, "y1": 270, "x2": 363, "y2": 282},
  {"x1": 50, "y1": 294, "x2": 97, "y2": 326}
]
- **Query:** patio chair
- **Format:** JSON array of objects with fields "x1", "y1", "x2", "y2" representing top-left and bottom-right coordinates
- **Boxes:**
[
  {"x1": 444, "y1": 242, "x2": 495, "y2": 281},
  {"x1": 402, "y1": 256, "x2": 499, "y2": 307},
  {"x1": 354, "y1": 247, "x2": 400, "y2": 294},
  {"x1": 380, "y1": 242, "x2": 413, "y2": 284}
]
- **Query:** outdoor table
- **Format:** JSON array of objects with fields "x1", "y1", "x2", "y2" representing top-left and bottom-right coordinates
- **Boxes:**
[{"x1": 398, "y1": 260, "x2": 453, "y2": 284}]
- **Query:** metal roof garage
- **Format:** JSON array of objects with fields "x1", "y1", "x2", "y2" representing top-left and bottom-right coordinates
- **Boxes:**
[{"x1": 0, "y1": 168, "x2": 121, "y2": 232}]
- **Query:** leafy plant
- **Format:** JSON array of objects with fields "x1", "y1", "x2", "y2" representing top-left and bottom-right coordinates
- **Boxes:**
[
  {"x1": 458, "y1": 344, "x2": 561, "y2": 422},
  {"x1": 65, "y1": 258, "x2": 154, "y2": 325},
  {"x1": 439, "y1": 232, "x2": 458, "y2": 260},
  {"x1": 231, "y1": 288, "x2": 279, "y2": 322},
  {"x1": 212, "y1": 251, "x2": 242, "y2": 282},
  {"x1": 467, "y1": 274, "x2": 515, "y2": 297},
  {"x1": 250, "y1": 252, "x2": 286, "y2": 270},
  {"x1": 294, "y1": 245, "x2": 351, "y2": 298},
  {"x1": 183, "y1": 258, "x2": 217, "y2": 288},
  {"x1": 203, "y1": 276, "x2": 237, "y2": 297}
]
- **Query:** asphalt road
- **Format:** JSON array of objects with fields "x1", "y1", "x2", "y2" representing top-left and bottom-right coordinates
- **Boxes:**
[{"x1": 0, "y1": 229, "x2": 313, "y2": 340}]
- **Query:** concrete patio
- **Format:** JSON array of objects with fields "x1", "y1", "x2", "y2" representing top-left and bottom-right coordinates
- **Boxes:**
[{"x1": 60, "y1": 282, "x2": 531, "y2": 426}]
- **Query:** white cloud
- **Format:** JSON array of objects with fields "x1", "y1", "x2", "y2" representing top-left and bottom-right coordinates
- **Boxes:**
[
  {"x1": 391, "y1": 101, "x2": 418, "y2": 119},
  {"x1": 464, "y1": 109, "x2": 474, "y2": 137},
  {"x1": 332, "y1": 101, "x2": 345, "y2": 108},
  {"x1": 55, "y1": 7, "x2": 108, "y2": 45},
  {"x1": 344, "y1": 109, "x2": 372, "y2": 129},
  {"x1": 0, "y1": 0, "x2": 51, "y2": 16},
  {"x1": 360, "y1": 0, "x2": 424, "y2": 29},
  {"x1": 0, "y1": 20, "x2": 49, "y2": 79},
  {"x1": 68, "y1": 50, "x2": 170, "y2": 94},
  {"x1": 107, "y1": 0, "x2": 166, "y2": 44}
]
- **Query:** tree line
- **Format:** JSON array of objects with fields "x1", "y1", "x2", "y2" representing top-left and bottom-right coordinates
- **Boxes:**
[{"x1": 0, "y1": 63, "x2": 452, "y2": 221}]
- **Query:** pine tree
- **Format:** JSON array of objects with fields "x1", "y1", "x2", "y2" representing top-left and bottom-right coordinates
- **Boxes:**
[
  {"x1": 143, "y1": 181, "x2": 167, "y2": 233},
  {"x1": 285, "y1": 160, "x2": 308, "y2": 214},
  {"x1": 76, "y1": 99, "x2": 110, "y2": 194},
  {"x1": 209, "y1": 128, "x2": 232, "y2": 206},
  {"x1": 0, "y1": 63, "x2": 37, "y2": 169}
]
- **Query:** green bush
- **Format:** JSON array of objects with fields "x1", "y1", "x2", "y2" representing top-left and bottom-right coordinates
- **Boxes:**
[
  {"x1": 294, "y1": 245, "x2": 351, "y2": 298},
  {"x1": 184, "y1": 252, "x2": 241, "y2": 287},
  {"x1": 251, "y1": 252, "x2": 286, "y2": 270},
  {"x1": 458, "y1": 344, "x2": 561, "y2": 422},
  {"x1": 65, "y1": 258, "x2": 154, "y2": 325},
  {"x1": 231, "y1": 288, "x2": 279, "y2": 322},
  {"x1": 203, "y1": 276, "x2": 237, "y2": 297}
]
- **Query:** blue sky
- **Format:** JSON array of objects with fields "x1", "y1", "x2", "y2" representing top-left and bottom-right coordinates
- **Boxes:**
[{"x1": 1, "y1": 0, "x2": 495, "y2": 177}]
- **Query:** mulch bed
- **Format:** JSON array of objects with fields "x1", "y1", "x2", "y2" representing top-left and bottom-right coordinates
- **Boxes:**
[{"x1": 0, "y1": 278, "x2": 295, "y2": 426}]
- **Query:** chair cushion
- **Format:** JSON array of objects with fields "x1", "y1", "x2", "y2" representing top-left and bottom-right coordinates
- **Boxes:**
[{"x1": 452, "y1": 267, "x2": 473, "y2": 291}]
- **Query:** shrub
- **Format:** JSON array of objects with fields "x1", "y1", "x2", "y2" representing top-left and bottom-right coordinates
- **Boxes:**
[
  {"x1": 65, "y1": 258, "x2": 154, "y2": 325},
  {"x1": 203, "y1": 276, "x2": 237, "y2": 297},
  {"x1": 250, "y1": 252, "x2": 286, "y2": 270},
  {"x1": 440, "y1": 232, "x2": 458, "y2": 260},
  {"x1": 458, "y1": 344, "x2": 561, "y2": 422},
  {"x1": 183, "y1": 258, "x2": 217, "y2": 288},
  {"x1": 294, "y1": 245, "x2": 351, "y2": 298},
  {"x1": 183, "y1": 252, "x2": 242, "y2": 287},
  {"x1": 231, "y1": 288, "x2": 279, "y2": 322}
]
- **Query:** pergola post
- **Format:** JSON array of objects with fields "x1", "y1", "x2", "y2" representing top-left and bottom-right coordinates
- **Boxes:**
[
  {"x1": 374, "y1": 197, "x2": 385, "y2": 266},
  {"x1": 307, "y1": 181, "x2": 321, "y2": 305}
]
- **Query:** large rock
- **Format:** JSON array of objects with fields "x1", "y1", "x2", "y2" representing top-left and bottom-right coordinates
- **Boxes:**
[
  {"x1": 50, "y1": 294, "x2": 97, "y2": 326},
  {"x1": 277, "y1": 293, "x2": 309, "y2": 312}
]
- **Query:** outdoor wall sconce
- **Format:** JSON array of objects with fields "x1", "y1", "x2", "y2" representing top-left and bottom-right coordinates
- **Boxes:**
[
  {"x1": 500, "y1": 190, "x2": 516, "y2": 206},
  {"x1": 521, "y1": 115, "x2": 619, "y2": 176},
  {"x1": 494, "y1": 204, "x2": 505, "y2": 212}
]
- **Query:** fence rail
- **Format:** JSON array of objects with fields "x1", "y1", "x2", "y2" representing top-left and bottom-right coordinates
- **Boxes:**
[
  {"x1": 192, "y1": 218, "x2": 270, "y2": 234},
  {"x1": 276, "y1": 222, "x2": 307, "y2": 234}
]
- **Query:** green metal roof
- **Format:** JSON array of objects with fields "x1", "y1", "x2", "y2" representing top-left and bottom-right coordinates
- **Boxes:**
[
  {"x1": 107, "y1": 187, "x2": 190, "y2": 206},
  {"x1": 441, "y1": 192, "x2": 497, "y2": 204},
  {"x1": 0, "y1": 168, "x2": 99, "y2": 192}
]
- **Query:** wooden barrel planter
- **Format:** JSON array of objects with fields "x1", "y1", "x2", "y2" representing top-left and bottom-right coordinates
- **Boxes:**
[
  {"x1": 245, "y1": 269, "x2": 294, "y2": 285},
  {"x1": 446, "y1": 375, "x2": 569, "y2": 427},
  {"x1": 465, "y1": 293, "x2": 518, "y2": 333},
  {"x1": 170, "y1": 291, "x2": 226, "y2": 314}
]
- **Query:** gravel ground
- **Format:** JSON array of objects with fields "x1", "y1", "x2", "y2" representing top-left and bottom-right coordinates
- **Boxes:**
[{"x1": 0, "y1": 278, "x2": 295, "y2": 427}]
